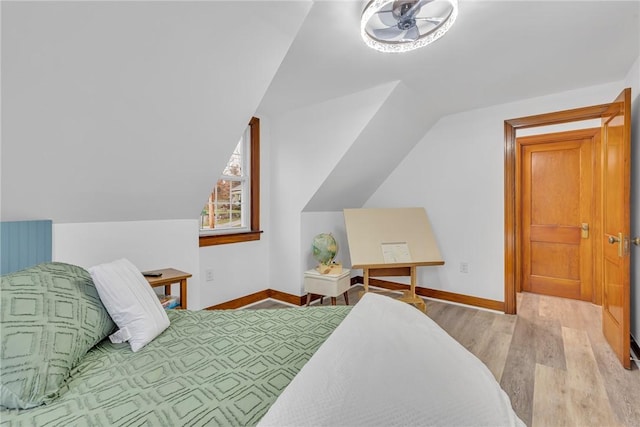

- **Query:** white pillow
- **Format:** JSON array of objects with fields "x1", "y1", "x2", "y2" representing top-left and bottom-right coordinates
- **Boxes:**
[{"x1": 88, "y1": 258, "x2": 170, "y2": 352}]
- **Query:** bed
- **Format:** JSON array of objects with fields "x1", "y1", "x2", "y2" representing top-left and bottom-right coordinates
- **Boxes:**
[{"x1": 1, "y1": 262, "x2": 524, "y2": 426}]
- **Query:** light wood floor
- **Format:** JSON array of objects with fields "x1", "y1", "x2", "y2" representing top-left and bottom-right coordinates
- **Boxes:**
[{"x1": 246, "y1": 286, "x2": 640, "y2": 427}]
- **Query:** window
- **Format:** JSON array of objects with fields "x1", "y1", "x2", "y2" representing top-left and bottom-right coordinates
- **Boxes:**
[{"x1": 199, "y1": 117, "x2": 261, "y2": 246}]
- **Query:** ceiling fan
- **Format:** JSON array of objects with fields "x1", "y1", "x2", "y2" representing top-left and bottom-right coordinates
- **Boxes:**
[{"x1": 361, "y1": 0, "x2": 458, "y2": 53}]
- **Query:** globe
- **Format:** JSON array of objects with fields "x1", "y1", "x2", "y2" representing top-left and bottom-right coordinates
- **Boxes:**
[{"x1": 312, "y1": 233, "x2": 338, "y2": 265}]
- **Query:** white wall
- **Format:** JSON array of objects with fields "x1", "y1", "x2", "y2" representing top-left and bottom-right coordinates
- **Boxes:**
[
  {"x1": 198, "y1": 239, "x2": 269, "y2": 308},
  {"x1": 365, "y1": 80, "x2": 626, "y2": 302},
  {"x1": 267, "y1": 84, "x2": 396, "y2": 296},
  {"x1": 48, "y1": 63, "x2": 640, "y2": 316},
  {"x1": 303, "y1": 82, "x2": 441, "y2": 212},
  {"x1": 53, "y1": 220, "x2": 201, "y2": 309},
  {"x1": 2, "y1": 0, "x2": 310, "y2": 311},
  {"x1": 51, "y1": 116, "x2": 275, "y2": 311},
  {"x1": 197, "y1": 119, "x2": 273, "y2": 309}
]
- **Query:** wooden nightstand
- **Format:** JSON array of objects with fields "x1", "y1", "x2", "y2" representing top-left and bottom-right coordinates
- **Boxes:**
[{"x1": 144, "y1": 268, "x2": 192, "y2": 309}]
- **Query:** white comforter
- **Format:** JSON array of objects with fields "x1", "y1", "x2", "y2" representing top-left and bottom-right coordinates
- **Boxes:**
[{"x1": 259, "y1": 292, "x2": 525, "y2": 427}]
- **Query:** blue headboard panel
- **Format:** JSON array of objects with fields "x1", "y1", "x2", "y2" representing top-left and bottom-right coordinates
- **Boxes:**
[{"x1": 0, "y1": 220, "x2": 53, "y2": 275}]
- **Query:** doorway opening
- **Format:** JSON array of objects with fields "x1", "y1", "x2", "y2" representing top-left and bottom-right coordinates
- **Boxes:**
[
  {"x1": 504, "y1": 88, "x2": 632, "y2": 369},
  {"x1": 504, "y1": 103, "x2": 612, "y2": 314},
  {"x1": 516, "y1": 128, "x2": 601, "y2": 304}
]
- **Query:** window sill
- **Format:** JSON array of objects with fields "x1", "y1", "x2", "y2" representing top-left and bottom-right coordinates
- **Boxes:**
[{"x1": 199, "y1": 230, "x2": 263, "y2": 247}]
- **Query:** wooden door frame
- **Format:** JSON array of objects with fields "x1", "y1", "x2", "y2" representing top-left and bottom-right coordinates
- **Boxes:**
[{"x1": 504, "y1": 103, "x2": 611, "y2": 314}]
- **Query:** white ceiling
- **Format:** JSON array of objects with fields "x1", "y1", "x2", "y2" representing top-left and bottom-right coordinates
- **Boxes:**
[
  {"x1": 1, "y1": 1, "x2": 312, "y2": 222},
  {"x1": 258, "y1": 0, "x2": 640, "y2": 117},
  {"x1": 1, "y1": 1, "x2": 638, "y2": 223},
  {"x1": 258, "y1": 0, "x2": 639, "y2": 212}
]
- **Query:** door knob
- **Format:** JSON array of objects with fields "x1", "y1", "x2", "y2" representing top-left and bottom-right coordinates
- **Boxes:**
[
  {"x1": 633, "y1": 237, "x2": 640, "y2": 246},
  {"x1": 608, "y1": 233, "x2": 627, "y2": 257}
]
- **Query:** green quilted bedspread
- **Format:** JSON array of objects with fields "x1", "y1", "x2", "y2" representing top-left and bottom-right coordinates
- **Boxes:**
[{"x1": 1, "y1": 306, "x2": 351, "y2": 427}]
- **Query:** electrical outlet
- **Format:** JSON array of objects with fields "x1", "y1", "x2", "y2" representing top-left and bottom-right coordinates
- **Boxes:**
[
  {"x1": 460, "y1": 262, "x2": 469, "y2": 274},
  {"x1": 205, "y1": 269, "x2": 214, "y2": 282}
]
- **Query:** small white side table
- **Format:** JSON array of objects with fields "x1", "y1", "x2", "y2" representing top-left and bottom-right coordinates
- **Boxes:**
[{"x1": 304, "y1": 269, "x2": 351, "y2": 306}]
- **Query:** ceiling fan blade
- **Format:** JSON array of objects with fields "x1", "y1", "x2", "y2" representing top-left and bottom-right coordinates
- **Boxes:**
[
  {"x1": 403, "y1": 26, "x2": 420, "y2": 41},
  {"x1": 376, "y1": 8, "x2": 400, "y2": 26},
  {"x1": 415, "y1": 16, "x2": 444, "y2": 24},
  {"x1": 372, "y1": 25, "x2": 403, "y2": 39}
]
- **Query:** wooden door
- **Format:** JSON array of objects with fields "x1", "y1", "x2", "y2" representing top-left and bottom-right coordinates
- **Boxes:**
[
  {"x1": 601, "y1": 88, "x2": 631, "y2": 369},
  {"x1": 519, "y1": 129, "x2": 597, "y2": 301}
]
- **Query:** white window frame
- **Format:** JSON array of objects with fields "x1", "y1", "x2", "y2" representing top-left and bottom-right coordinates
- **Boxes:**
[
  {"x1": 200, "y1": 126, "x2": 251, "y2": 235},
  {"x1": 199, "y1": 117, "x2": 261, "y2": 246}
]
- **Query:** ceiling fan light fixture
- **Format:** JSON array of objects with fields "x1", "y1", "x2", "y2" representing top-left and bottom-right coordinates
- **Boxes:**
[{"x1": 361, "y1": 0, "x2": 458, "y2": 53}]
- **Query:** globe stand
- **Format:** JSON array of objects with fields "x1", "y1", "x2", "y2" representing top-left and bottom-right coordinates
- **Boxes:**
[{"x1": 316, "y1": 262, "x2": 342, "y2": 275}]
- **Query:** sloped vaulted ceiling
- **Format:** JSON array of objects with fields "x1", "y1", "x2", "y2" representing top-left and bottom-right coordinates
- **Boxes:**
[
  {"x1": 1, "y1": 1, "x2": 311, "y2": 223},
  {"x1": 258, "y1": 1, "x2": 639, "y2": 213},
  {"x1": 260, "y1": 1, "x2": 639, "y2": 117},
  {"x1": 303, "y1": 81, "x2": 439, "y2": 212},
  {"x1": 2, "y1": 1, "x2": 639, "y2": 223}
]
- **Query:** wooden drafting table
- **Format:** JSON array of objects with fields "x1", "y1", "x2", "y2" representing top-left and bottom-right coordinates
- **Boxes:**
[{"x1": 344, "y1": 208, "x2": 444, "y2": 312}]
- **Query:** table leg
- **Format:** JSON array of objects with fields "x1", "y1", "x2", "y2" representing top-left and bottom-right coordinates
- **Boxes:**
[
  {"x1": 164, "y1": 285, "x2": 171, "y2": 296},
  {"x1": 409, "y1": 266, "x2": 426, "y2": 313},
  {"x1": 364, "y1": 268, "x2": 370, "y2": 293},
  {"x1": 410, "y1": 265, "x2": 417, "y2": 299},
  {"x1": 179, "y1": 279, "x2": 187, "y2": 310},
  {"x1": 343, "y1": 291, "x2": 349, "y2": 305},
  {"x1": 330, "y1": 297, "x2": 337, "y2": 306}
]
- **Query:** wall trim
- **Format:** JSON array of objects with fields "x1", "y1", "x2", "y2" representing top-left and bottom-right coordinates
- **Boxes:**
[
  {"x1": 353, "y1": 276, "x2": 505, "y2": 312},
  {"x1": 205, "y1": 277, "x2": 361, "y2": 310},
  {"x1": 205, "y1": 289, "x2": 271, "y2": 310},
  {"x1": 207, "y1": 276, "x2": 503, "y2": 312}
]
